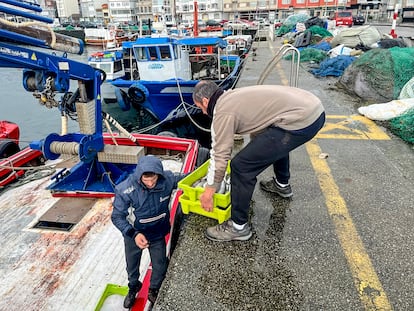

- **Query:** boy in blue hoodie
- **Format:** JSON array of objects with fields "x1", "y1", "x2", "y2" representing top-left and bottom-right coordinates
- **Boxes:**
[{"x1": 112, "y1": 155, "x2": 187, "y2": 308}]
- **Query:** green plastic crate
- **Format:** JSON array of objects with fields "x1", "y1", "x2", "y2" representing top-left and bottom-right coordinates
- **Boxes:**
[
  {"x1": 94, "y1": 283, "x2": 128, "y2": 311},
  {"x1": 178, "y1": 159, "x2": 231, "y2": 223},
  {"x1": 179, "y1": 194, "x2": 231, "y2": 224}
]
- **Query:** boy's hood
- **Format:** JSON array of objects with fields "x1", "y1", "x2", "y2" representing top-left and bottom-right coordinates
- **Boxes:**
[{"x1": 133, "y1": 155, "x2": 165, "y2": 180}]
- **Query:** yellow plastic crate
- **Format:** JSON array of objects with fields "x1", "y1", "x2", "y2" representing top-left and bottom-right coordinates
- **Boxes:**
[
  {"x1": 94, "y1": 283, "x2": 128, "y2": 311},
  {"x1": 179, "y1": 194, "x2": 231, "y2": 224},
  {"x1": 178, "y1": 159, "x2": 231, "y2": 223}
]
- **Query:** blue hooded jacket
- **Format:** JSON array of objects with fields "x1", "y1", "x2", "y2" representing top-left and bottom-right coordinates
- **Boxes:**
[{"x1": 111, "y1": 155, "x2": 186, "y2": 242}]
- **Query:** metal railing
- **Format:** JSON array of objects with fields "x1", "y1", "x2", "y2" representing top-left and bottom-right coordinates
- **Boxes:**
[{"x1": 257, "y1": 43, "x2": 300, "y2": 87}]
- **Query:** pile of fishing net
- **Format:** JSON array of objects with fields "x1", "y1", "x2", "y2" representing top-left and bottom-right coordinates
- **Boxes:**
[
  {"x1": 305, "y1": 25, "x2": 333, "y2": 41},
  {"x1": 275, "y1": 14, "x2": 310, "y2": 37},
  {"x1": 330, "y1": 25, "x2": 382, "y2": 48},
  {"x1": 295, "y1": 48, "x2": 328, "y2": 63},
  {"x1": 338, "y1": 47, "x2": 414, "y2": 102},
  {"x1": 389, "y1": 108, "x2": 414, "y2": 144},
  {"x1": 350, "y1": 50, "x2": 414, "y2": 145}
]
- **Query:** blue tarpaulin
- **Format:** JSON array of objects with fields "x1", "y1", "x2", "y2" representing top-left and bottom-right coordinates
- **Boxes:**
[{"x1": 310, "y1": 55, "x2": 356, "y2": 77}]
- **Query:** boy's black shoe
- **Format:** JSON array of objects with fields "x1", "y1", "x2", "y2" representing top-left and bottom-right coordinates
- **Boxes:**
[
  {"x1": 148, "y1": 288, "x2": 159, "y2": 304},
  {"x1": 123, "y1": 282, "x2": 142, "y2": 309}
]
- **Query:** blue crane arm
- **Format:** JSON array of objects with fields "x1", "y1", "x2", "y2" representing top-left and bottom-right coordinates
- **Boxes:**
[
  {"x1": 0, "y1": 0, "x2": 130, "y2": 195},
  {"x1": 0, "y1": 42, "x2": 95, "y2": 83},
  {"x1": 0, "y1": 0, "x2": 42, "y2": 13},
  {"x1": 0, "y1": 0, "x2": 83, "y2": 54}
]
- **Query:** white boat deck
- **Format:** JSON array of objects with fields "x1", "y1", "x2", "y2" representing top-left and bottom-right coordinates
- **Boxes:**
[
  {"x1": 0, "y1": 176, "x2": 131, "y2": 310},
  {"x1": 0, "y1": 154, "x2": 186, "y2": 310}
]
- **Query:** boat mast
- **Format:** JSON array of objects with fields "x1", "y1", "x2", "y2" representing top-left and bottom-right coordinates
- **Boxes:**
[{"x1": 193, "y1": 1, "x2": 198, "y2": 37}]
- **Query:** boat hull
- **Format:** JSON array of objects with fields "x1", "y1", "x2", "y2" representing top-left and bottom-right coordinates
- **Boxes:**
[
  {"x1": 109, "y1": 55, "x2": 242, "y2": 122},
  {"x1": 0, "y1": 133, "x2": 200, "y2": 311},
  {"x1": 0, "y1": 120, "x2": 19, "y2": 142}
]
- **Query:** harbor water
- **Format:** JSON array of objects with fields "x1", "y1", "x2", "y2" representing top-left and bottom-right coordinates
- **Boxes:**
[
  {"x1": 1, "y1": 45, "x2": 212, "y2": 149},
  {"x1": 1, "y1": 46, "x2": 100, "y2": 149}
]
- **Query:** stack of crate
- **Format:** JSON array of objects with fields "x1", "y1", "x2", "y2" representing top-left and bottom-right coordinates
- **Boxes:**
[{"x1": 178, "y1": 159, "x2": 231, "y2": 224}]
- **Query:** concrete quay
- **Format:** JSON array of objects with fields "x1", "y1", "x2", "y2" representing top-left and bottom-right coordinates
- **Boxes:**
[{"x1": 155, "y1": 36, "x2": 414, "y2": 311}]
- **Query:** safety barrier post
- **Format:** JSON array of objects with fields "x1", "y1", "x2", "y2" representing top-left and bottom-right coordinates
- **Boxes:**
[{"x1": 390, "y1": 4, "x2": 399, "y2": 38}]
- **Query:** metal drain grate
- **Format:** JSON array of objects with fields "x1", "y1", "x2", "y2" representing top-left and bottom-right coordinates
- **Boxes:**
[{"x1": 33, "y1": 197, "x2": 97, "y2": 231}]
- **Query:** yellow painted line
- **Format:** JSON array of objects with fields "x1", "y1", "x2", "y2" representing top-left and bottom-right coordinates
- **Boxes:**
[
  {"x1": 272, "y1": 42, "x2": 392, "y2": 309},
  {"x1": 276, "y1": 62, "x2": 289, "y2": 86},
  {"x1": 306, "y1": 140, "x2": 392, "y2": 310},
  {"x1": 317, "y1": 115, "x2": 390, "y2": 140},
  {"x1": 267, "y1": 40, "x2": 289, "y2": 85}
]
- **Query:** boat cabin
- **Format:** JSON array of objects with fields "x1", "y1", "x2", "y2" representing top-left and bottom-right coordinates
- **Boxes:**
[
  {"x1": 122, "y1": 37, "x2": 191, "y2": 81},
  {"x1": 88, "y1": 50, "x2": 124, "y2": 81},
  {"x1": 224, "y1": 35, "x2": 252, "y2": 57},
  {"x1": 120, "y1": 36, "x2": 229, "y2": 82}
]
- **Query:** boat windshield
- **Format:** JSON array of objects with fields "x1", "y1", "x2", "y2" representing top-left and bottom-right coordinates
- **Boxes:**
[
  {"x1": 89, "y1": 60, "x2": 123, "y2": 74},
  {"x1": 134, "y1": 45, "x2": 176, "y2": 61}
]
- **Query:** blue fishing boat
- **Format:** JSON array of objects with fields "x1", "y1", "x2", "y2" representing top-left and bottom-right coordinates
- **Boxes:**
[
  {"x1": 0, "y1": 2, "x2": 211, "y2": 310},
  {"x1": 89, "y1": 36, "x2": 243, "y2": 126}
]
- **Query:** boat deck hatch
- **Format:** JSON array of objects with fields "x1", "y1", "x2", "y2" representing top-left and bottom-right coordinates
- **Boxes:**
[{"x1": 33, "y1": 198, "x2": 96, "y2": 231}]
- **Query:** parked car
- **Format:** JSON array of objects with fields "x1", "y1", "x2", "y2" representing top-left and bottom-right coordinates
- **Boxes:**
[
  {"x1": 180, "y1": 20, "x2": 191, "y2": 28},
  {"x1": 61, "y1": 21, "x2": 74, "y2": 27},
  {"x1": 239, "y1": 19, "x2": 255, "y2": 27},
  {"x1": 331, "y1": 11, "x2": 353, "y2": 27},
  {"x1": 205, "y1": 19, "x2": 221, "y2": 27},
  {"x1": 219, "y1": 19, "x2": 228, "y2": 26},
  {"x1": 224, "y1": 20, "x2": 249, "y2": 30},
  {"x1": 78, "y1": 21, "x2": 98, "y2": 28},
  {"x1": 190, "y1": 20, "x2": 206, "y2": 28},
  {"x1": 353, "y1": 15, "x2": 365, "y2": 25},
  {"x1": 253, "y1": 18, "x2": 270, "y2": 26}
]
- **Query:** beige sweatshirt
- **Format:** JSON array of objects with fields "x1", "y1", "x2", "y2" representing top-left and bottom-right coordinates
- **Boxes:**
[{"x1": 206, "y1": 85, "x2": 325, "y2": 188}]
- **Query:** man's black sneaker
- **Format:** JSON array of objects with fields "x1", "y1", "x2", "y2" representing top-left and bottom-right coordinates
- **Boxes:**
[
  {"x1": 148, "y1": 288, "x2": 159, "y2": 304},
  {"x1": 260, "y1": 177, "x2": 293, "y2": 198},
  {"x1": 123, "y1": 282, "x2": 142, "y2": 309}
]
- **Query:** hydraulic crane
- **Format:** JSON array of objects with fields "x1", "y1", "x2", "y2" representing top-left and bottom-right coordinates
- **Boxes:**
[{"x1": 0, "y1": 0, "x2": 135, "y2": 195}]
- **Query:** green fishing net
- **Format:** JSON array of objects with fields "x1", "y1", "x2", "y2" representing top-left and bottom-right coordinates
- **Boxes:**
[
  {"x1": 275, "y1": 25, "x2": 293, "y2": 37},
  {"x1": 275, "y1": 14, "x2": 310, "y2": 37},
  {"x1": 341, "y1": 46, "x2": 414, "y2": 144},
  {"x1": 339, "y1": 47, "x2": 414, "y2": 102},
  {"x1": 284, "y1": 48, "x2": 327, "y2": 63},
  {"x1": 305, "y1": 26, "x2": 333, "y2": 39},
  {"x1": 389, "y1": 108, "x2": 414, "y2": 144},
  {"x1": 390, "y1": 47, "x2": 414, "y2": 99}
]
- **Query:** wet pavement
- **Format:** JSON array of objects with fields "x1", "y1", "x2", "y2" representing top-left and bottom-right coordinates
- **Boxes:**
[{"x1": 155, "y1": 34, "x2": 414, "y2": 311}]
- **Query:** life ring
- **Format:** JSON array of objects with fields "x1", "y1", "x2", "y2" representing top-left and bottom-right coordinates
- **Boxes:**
[
  {"x1": 114, "y1": 88, "x2": 131, "y2": 111},
  {"x1": 109, "y1": 29, "x2": 116, "y2": 38},
  {"x1": 157, "y1": 131, "x2": 178, "y2": 137},
  {"x1": 128, "y1": 83, "x2": 149, "y2": 109}
]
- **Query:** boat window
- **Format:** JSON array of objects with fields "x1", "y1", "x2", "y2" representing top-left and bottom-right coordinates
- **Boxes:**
[
  {"x1": 113, "y1": 60, "x2": 123, "y2": 72},
  {"x1": 159, "y1": 45, "x2": 171, "y2": 60},
  {"x1": 98, "y1": 63, "x2": 113, "y2": 73},
  {"x1": 135, "y1": 47, "x2": 147, "y2": 61},
  {"x1": 148, "y1": 46, "x2": 158, "y2": 60}
]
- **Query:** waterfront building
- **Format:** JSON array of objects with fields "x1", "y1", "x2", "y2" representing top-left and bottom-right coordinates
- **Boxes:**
[
  {"x1": 55, "y1": 0, "x2": 80, "y2": 21},
  {"x1": 175, "y1": 0, "x2": 223, "y2": 23},
  {"x1": 26, "y1": 0, "x2": 412, "y2": 30},
  {"x1": 36, "y1": 0, "x2": 57, "y2": 19},
  {"x1": 43, "y1": 0, "x2": 414, "y2": 26},
  {"x1": 79, "y1": 0, "x2": 106, "y2": 22}
]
